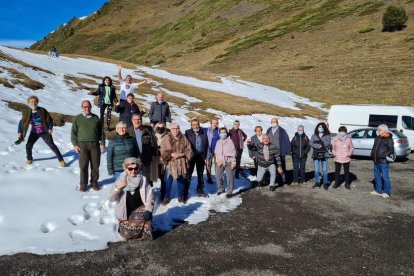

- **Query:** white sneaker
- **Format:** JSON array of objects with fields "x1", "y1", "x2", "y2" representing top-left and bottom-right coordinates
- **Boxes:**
[
  {"x1": 369, "y1": 191, "x2": 382, "y2": 196},
  {"x1": 382, "y1": 193, "x2": 390, "y2": 199}
]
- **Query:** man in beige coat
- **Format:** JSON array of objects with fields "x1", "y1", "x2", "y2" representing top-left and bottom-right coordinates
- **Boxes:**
[{"x1": 160, "y1": 123, "x2": 193, "y2": 204}]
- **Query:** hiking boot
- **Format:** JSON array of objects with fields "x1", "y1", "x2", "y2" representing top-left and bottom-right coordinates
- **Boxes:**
[
  {"x1": 198, "y1": 192, "x2": 208, "y2": 198},
  {"x1": 178, "y1": 197, "x2": 187, "y2": 203},
  {"x1": 312, "y1": 183, "x2": 320, "y2": 189},
  {"x1": 91, "y1": 183, "x2": 99, "y2": 191},
  {"x1": 345, "y1": 184, "x2": 351, "y2": 190},
  {"x1": 269, "y1": 185, "x2": 276, "y2": 192},
  {"x1": 332, "y1": 184, "x2": 340, "y2": 189},
  {"x1": 79, "y1": 185, "x2": 87, "y2": 192},
  {"x1": 370, "y1": 191, "x2": 382, "y2": 196},
  {"x1": 323, "y1": 185, "x2": 329, "y2": 190},
  {"x1": 59, "y1": 160, "x2": 66, "y2": 167},
  {"x1": 26, "y1": 160, "x2": 33, "y2": 165},
  {"x1": 382, "y1": 193, "x2": 390, "y2": 199},
  {"x1": 217, "y1": 190, "x2": 224, "y2": 195}
]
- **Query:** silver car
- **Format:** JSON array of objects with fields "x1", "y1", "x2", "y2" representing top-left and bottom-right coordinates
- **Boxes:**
[{"x1": 348, "y1": 128, "x2": 411, "y2": 158}]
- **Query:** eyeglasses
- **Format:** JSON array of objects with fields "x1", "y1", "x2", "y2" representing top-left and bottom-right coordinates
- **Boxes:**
[{"x1": 127, "y1": 167, "x2": 138, "y2": 171}]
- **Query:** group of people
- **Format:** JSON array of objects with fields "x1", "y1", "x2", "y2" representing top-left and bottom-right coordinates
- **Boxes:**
[{"x1": 14, "y1": 73, "x2": 397, "y2": 240}]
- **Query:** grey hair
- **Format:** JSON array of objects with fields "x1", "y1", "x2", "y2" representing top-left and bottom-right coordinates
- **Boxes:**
[
  {"x1": 297, "y1": 125, "x2": 304, "y2": 130},
  {"x1": 378, "y1": 124, "x2": 389, "y2": 132},
  {"x1": 116, "y1": 121, "x2": 127, "y2": 129},
  {"x1": 122, "y1": 157, "x2": 142, "y2": 170}
]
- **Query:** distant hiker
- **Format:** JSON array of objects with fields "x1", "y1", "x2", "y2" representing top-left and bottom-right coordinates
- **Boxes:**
[
  {"x1": 117, "y1": 65, "x2": 151, "y2": 102},
  {"x1": 185, "y1": 119, "x2": 209, "y2": 198},
  {"x1": 71, "y1": 100, "x2": 105, "y2": 192},
  {"x1": 126, "y1": 113, "x2": 157, "y2": 182},
  {"x1": 214, "y1": 127, "x2": 236, "y2": 197},
  {"x1": 107, "y1": 122, "x2": 139, "y2": 178},
  {"x1": 291, "y1": 125, "x2": 311, "y2": 185},
  {"x1": 370, "y1": 124, "x2": 395, "y2": 199},
  {"x1": 203, "y1": 118, "x2": 220, "y2": 184},
  {"x1": 114, "y1": 92, "x2": 143, "y2": 127},
  {"x1": 266, "y1": 118, "x2": 291, "y2": 186},
  {"x1": 247, "y1": 126, "x2": 264, "y2": 176},
  {"x1": 332, "y1": 126, "x2": 354, "y2": 190},
  {"x1": 160, "y1": 123, "x2": 193, "y2": 204},
  {"x1": 310, "y1": 122, "x2": 332, "y2": 190},
  {"x1": 151, "y1": 122, "x2": 169, "y2": 200},
  {"x1": 228, "y1": 120, "x2": 247, "y2": 179},
  {"x1": 148, "y1": 92, "x2": 171, "y2": 126},
  {"x1": 88, "y1": 76, "x2": 118, "y2": 132},
  {"x1": 16, "y1": 96, "x2": 65, "y2": 167},
  {"x1": 48, "y1": 47, "x2": 58, "y2": 58},
  {"x1": 247, "y1": 134, "x2": 283, "y2": 191},
  {"x1": 109, "y1": 157, "x2": 154, "y2": 241}
]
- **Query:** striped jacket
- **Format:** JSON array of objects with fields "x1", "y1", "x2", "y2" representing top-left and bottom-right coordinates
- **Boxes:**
[{"x1": 247, "y1": 142, "x2": 281, "y2": 168}]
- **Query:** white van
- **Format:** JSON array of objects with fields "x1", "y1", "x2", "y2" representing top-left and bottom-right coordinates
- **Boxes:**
[{"x1": 328, "y1": 105, "x2": 414, "y2": 150}]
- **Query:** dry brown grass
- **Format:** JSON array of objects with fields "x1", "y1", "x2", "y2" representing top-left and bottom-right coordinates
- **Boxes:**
[
  {"x1": 64, "y1": 75, "x2": 98, "y2": 91},
  {"x1": 147, "y1": 75, "x2": 325, "y2": 119},
  {"x1": 1, "y1": 67, "x2": 45, "y2": 90},
  {"x1": 0, "y1": 51, "x2": 54, "y2": 75},
  {"x1": 0, "y1": 77, "x2": 14, "y2": 88}
]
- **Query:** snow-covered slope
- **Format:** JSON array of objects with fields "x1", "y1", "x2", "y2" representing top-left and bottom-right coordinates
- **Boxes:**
[{"x1": 0, "y1": 46, "x2": 322, "y2": 256}]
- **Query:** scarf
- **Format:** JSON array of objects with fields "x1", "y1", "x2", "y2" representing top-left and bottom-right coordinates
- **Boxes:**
[{"x1": 123, "y1": 173, "x2": 142, "y2": 195}]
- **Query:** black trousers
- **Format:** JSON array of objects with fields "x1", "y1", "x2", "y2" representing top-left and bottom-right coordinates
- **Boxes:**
[
  {"x1": 235, "y1": 148, "x2": 243, "y2": 172},
  {"x1": 99, "y1": 104, "x2": 112, "y2": 129},
  {"x1": 26, "y1": 132, "x2": 63, "y2": 161},
  {"x1": 187, "y1": 155, "x2": 206, "y2": 193},
  {"x1": 335, "y1": 162, "x2": 350, "y2": 185},
  {"x1": 292, "y1": 157, "x2": 307, "y2": 182},
  {"x1": 78, "y1": 141, "x2": 101, "y2": 187}
]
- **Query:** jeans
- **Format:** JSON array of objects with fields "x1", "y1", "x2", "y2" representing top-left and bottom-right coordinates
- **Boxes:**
[
  {"x1": 187, "y1": 155, "x2": 206, "y2": 194},
  {"x1": 257, "y1": 164, "x2": 276, "y2": 187},
  {"x1": 313, "y1": 159, "x2": 328, "y2": 185},
  {"x1": 292, "y1": 157, "x2": 307, "y2": 183},
  {"x1": 374, "y1": 163, "x2": 392, "y2": 195},
  {"x1": 165, "y1": 174, "x2": 185, "y2": 199}
]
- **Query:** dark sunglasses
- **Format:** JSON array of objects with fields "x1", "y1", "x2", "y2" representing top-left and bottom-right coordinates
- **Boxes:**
[{"x1": 127, "y1": 167, "x2": 138, "y2": 171}]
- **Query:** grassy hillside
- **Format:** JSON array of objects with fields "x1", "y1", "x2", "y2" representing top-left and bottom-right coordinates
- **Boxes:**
[{"x1": 31, "y1": 0, "x2": 414, "y2": 107}]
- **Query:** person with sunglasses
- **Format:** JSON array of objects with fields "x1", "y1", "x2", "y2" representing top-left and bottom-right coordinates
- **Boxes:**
[{"x1": 109, "y1": 157, "x2": 154, "y2": 240}]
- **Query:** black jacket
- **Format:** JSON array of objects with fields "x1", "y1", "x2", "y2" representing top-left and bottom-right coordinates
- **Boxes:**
[
  {"x1": 371, "y1": 134, "x2": 395, "y2": 164},
  {"x1": 127, "y1": 125, "x2": 157, "y2": 166},
  {"x1": 90, "y1": 84, "x2": 118, "y2": 107},
  {"x1": 247, "y1": 143, "x2": 281, "y2": 168},
  {"x1": 114, "y1": 101, "x2": 142, "y2": 126},
  {"x1": 185, "y1": 128, "x2": 209, "y2": 160},
  {"x1": 291, "y1": 132, "x2": 311, "y2": 159}
]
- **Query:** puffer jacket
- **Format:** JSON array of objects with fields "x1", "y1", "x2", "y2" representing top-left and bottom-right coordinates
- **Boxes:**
[
  {"x1": 332, "y1": 135, "x2": 354, "y2": 163},
  {"x1": 247, "y1": 142, "x2": 281, "y2": 168},
  {"x1": 371, "y1": 132, "x2": 395, "y2": 164},
  {"x1": 108, "y1": 174, "x2": 154, "y2": 221},
  {"x1": 291, "y1": 132, "x2": 311, "y2": 159},
  {"x1": 107, "y1": 134, "x2": 139, "y2": 175}
]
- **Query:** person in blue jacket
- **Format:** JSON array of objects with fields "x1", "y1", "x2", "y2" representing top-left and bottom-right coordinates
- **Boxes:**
[{"x1": 203, "y1": 118, "x2": 220, "y2": 184}]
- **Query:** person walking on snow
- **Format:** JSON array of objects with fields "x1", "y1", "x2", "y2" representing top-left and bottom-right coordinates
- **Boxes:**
[{"x1": 16, "y1": 96, "x2": 65, "y2": 167}]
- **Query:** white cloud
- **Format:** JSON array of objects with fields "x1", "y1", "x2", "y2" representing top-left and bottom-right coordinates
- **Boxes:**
[{"x1": 0, "y1": 40, "x2": 36, "y2": 49}]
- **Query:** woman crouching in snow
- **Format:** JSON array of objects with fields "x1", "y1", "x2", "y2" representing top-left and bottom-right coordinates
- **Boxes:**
[{"x1": 109, "y1": 157, "x2": 154, "y2": 240}]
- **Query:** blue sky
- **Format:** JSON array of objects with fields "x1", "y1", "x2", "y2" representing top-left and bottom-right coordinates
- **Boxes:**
[{"x1": 0, "y1": 0, "x2": 107, "y2": 48}]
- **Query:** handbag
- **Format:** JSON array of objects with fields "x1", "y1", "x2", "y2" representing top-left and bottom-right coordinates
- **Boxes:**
[{"x1": 118, "y1": 206, "x2": 153, "y2": 241}]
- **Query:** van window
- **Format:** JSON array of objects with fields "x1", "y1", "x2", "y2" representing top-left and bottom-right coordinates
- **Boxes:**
[
  {"x1": 391, "y1": 130, "x2": 407, "y2": 138},
  {"x1": 402, "y1": 116, "x2": 414, "y2": 130},
  {"x1": 368, "y1": 114, "x2": 398, "y2": 128}
]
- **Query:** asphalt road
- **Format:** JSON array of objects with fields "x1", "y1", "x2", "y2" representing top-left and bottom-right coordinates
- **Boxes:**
[{"x1": 1, "y1": 155, "x2": 413, "y2": 275}]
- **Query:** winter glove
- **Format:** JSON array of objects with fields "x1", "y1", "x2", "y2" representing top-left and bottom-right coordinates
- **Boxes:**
[{"x1": 143, "y1": 210, "x2": 152, "y2": 221}]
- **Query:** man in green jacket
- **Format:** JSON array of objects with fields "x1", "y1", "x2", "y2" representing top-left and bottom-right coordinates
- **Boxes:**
[{"x1": 71, "y1": 100, "x2": 105, "y2": 192}]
